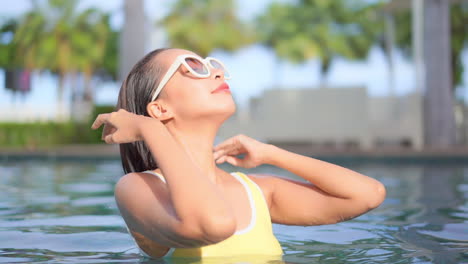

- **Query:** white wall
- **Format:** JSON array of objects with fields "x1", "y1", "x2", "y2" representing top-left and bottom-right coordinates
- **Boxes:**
[{"x1": 219, "y1": 87, "x2": 424, "y2": 150}]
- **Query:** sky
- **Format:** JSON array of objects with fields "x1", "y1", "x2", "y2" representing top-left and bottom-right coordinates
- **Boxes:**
[{"x1": 0, "y1": 0, "x2": 467, "y2": 120}]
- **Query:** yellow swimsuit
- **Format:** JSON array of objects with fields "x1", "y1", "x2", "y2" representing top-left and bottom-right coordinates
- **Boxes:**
[{"x1": 135, "y1": 170, "x2": 284, "y2": 258}]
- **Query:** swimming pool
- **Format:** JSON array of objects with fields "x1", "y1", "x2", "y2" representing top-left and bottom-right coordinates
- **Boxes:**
[{"x1": 0, "y1": 159, "x2": 466, "y2": 263}]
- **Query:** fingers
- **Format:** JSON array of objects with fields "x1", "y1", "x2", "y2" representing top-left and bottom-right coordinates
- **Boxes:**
[
  {"x1": 215, "y1": 155, "x2": 247, "y2": 168},
  {"x1": 215, "y1": 155, "x2": 227, "y2": 164},
  {"x1": 104, "y1": 129, "x2": 126, "y2": 144},
  {"x1": 213, "y1": 135, "x2": 242, "y2": 151},
  {"x1": 213, "y1": 147, "x2": 242, "y2": 160},
  {"x1": 104, "y1": 133, "x2": 114, "y2": 144},
  {"x1": 215, "y1": 155, "x2": 237, "y2": 165},
  {"x1": 225, "y1": 156, "x2": 242, "y2": 167},
  {"x1": 102, "y1": 124, "x2": 117, "y2": 140},
  {"x1": 92, "y1": 112, "x2": 118, "y2": 144},
  {"x1": 103, "y1": 131, "x2": 129, "y2": 144},
  {"x1": 213, "y1": 136, "x2": 246, "y2": 160},
  {"x1": 91, "y1": 113, "x2": 111, "y2": 130}
]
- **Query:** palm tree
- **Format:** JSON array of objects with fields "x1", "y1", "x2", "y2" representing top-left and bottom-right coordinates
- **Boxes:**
[
  {"x1": 257, "y1": 0, "x2": 383, "y2": 86},
  {"x1": 12, "y1": 6, "x2": 48, "y2": 71},
  {"x1": 73, "y1": 10, "x2": 111, "y2": 103},
  {"x1": 161, "y1": 0, "x2": 255, "y2": 57},
  {"x1": 13, "y1": 0, "x2": 111, "y2": 121}
]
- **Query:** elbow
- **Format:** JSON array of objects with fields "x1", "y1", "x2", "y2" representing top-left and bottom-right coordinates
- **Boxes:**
[
  {"x1": 200, "y1": 214, "x2": 236, "y2": 243},
  {"x1": 366, "y1": 181, "x2": 386, "y2": 210},
  {"x1": 179, "y1": 214, "x2": 236, "y2": 246}
]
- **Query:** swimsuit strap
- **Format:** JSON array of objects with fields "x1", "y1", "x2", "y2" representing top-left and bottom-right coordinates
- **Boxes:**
[
  {"x1": 230, "y1": 172, "x2": 257, "y2": 235},
  {"x1": 142, "y1": 170, "x2": 166, "y2": 183}
]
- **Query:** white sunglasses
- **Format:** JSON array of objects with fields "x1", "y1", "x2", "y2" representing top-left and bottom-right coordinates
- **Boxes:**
[{"x1": 151, "y1": 54, "x2": 231, "y2": 101}]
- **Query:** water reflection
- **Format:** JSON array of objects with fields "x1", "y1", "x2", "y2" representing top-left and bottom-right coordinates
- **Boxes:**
[
  {"x1": 393, "y1": 166, "x2": 467, "y2": 264},
  {"x1": 0, "y1": 161, "x2": 466, "y2": 263}
]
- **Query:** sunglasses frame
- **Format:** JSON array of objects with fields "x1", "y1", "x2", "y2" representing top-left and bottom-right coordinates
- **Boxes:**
[{"x1": 151, "y1": 54, "x2": 231, "y2": 101}]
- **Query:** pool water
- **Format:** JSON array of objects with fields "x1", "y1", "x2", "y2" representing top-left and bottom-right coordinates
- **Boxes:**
[{"x1": 0, "y1": 160, "x2": 466, "y2": 263}]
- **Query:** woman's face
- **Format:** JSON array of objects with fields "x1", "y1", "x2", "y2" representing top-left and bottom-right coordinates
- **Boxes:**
[{"x1": 152, "y1": 49, "x2": 236, "y2": 123}]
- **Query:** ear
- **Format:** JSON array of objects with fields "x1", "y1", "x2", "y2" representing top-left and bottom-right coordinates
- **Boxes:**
[{"x1": 147, "y1": 101, "x2": 174, "y2": 122}]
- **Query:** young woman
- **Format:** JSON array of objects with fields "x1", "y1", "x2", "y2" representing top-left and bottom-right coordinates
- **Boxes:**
[{"x1": 91, "y1": 48, "x2": 386, "y2": 259}]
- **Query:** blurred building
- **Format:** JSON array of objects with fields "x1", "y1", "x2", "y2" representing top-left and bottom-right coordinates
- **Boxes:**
[
  {"x1": 219, "y1": 87, "x2": 425, "y2": 150},
  {"x1": 369, "y1": 93, "x2": 423, "y2": 149},
  {"x1": 0, "y1": 104, "x2": 57, "y2": 122}
]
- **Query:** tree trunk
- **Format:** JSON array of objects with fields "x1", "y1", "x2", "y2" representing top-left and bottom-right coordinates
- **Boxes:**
[
  {"x1": 423, "y1": 0, "x2": 456, "y2": 148},
  {"x1": 384, "y1": 13, "x2": 396, "y2": 97},
  {"x1": 319, "y1": 58, "x2": 331, "y2": 88},
  {"x1": 119, "y1": 0, "x2": 148, "y2": 81},
  {"x1": 70, "y1": 71, "x2": 94, "y2": 123},
  {"x1": 57, "y1": 74, "x2": 66, "y2": 122},
  {"x1": 81, "y1": 72, "x2": 94, "y2": 123},
  {"x1": 83, "y1": 72, "x2": 93, "y2": 104}
]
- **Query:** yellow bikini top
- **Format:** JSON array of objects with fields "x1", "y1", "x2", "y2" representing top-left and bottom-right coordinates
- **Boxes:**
[{"x1": 136, "y1": 171, "x2": 284, "y2": 259}]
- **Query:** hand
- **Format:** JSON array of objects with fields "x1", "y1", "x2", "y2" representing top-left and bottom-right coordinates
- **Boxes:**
[
  {"x1": 213, "y1": 134, "x2": 271, "y2": 168},
  {"x1": 91, "y1": 109, "x2": 156, "y2": 144}
]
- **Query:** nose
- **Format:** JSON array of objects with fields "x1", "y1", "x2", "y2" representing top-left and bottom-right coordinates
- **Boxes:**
[{"x1": 211, "y1": 67, "x2": 224, "y2": 80}]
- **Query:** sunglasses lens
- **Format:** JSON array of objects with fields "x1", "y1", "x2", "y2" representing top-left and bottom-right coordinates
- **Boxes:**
[
  {"x1": 209, "y1": 59, "x2": 231, "y2": 79},
  {"x1": 185, "y1": 58, "x2": 208, "y2": 76}
]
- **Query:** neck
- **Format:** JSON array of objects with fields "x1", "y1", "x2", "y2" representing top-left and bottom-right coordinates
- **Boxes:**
[{"x1": 165, "y1": 118, "x2": 223, "y2": 184}]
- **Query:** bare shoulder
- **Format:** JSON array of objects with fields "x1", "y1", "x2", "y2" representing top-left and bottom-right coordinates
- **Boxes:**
[
  {"x1": 115, "y1": 171, "x2": 165, "y2": 194},
  {"x1": 114, "y1": 171, "x2": 168, "y2": 212}
]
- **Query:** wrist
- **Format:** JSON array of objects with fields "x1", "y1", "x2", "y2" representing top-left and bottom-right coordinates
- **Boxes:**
[
  {"x1": 138, "y1": 117, "x2": 163, "y2": 140},
  {"x1": 262, "y1": 143, "x2": 279, "y2": 165}
]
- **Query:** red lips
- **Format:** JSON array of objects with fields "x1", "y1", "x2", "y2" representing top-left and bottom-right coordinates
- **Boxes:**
[{"x1": 211, "y1": 83, "x2": 230, "y2": 93}]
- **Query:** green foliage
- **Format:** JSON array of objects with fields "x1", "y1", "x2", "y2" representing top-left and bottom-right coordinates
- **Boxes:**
[
  {"x1": 0, "y1": 19, "x2": 18, "y2": 69},
  {"x1": 1, "y1": 0, "x2": 118, "y2": 79},
  {"x1": 0, "y1": 122, "x2": 95, "y2": 147},
  {"x1": 101, "y1": 26, "x2": 119, "y2": 80},
  {"x1": 5, "y1": 0, "x2": 116, "y2": 117},
  {"x1": 257, "y1": 0, "x2": 384, "y2": 78},
  {"x1": 0, "y1": 105, "x2": 115, "y2": 148},
  {"x1": 161, "y1": 0, "x2": 255, "y2": 57},
  {"x1": 12, "y1": 0, "x2": 111, "y2": 75}
]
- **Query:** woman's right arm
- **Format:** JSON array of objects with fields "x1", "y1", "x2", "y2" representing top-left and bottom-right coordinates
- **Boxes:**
[{"x1": 92, "y1": 110, "x2": 236, "y2": 248}]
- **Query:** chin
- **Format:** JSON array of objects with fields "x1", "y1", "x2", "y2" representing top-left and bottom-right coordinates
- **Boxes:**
[
  {"x1": 209, "y1": 97, "x2": 236, "y2": 122},
  {"x1": 224, "y1": 102, "x2": 236, "y2": 119}
]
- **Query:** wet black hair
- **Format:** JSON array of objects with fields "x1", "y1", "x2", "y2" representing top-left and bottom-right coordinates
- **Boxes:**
[{"x1": 116, "y1": 48, "x2": 171, "y2": 174}]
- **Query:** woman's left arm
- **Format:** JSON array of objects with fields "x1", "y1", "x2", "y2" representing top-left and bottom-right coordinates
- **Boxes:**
[{"x1": 213, "y1": 134, "x2": 386, "y2": 226}]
